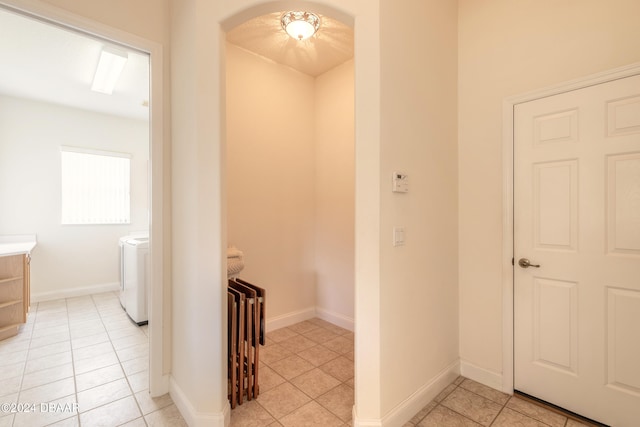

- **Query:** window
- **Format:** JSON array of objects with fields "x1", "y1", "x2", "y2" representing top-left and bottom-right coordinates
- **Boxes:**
[{"x1": 61, "y1": 147, "x2": 131, "y2": 224}]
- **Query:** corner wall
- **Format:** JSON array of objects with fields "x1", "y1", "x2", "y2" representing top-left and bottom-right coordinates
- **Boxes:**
[
  {"x1": 378, "y1": 0, "x2": 459, "y2": 421},
  {"x1": 170, "y1": 0, "x2": 228, "y2": 422},
  {"x1": 225, "y1": 43, "x2": 317, "y2": 325},
  {"x1": 226, "y1": 45, "x2": 356, "y2": 331},
  {"x1": 173, "y1": 1, "x2": 384, "y2": 424},
  {"x1": 315, "y1": 59, "x2": 355, "y2": 328},
  {"x1": 458, "y1": 0, "x2": 640, "y2": 387}
]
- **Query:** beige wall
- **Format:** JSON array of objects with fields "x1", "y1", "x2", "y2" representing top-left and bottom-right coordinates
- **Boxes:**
[
  {"x1": 172, "y1": 0, "x2": 383, "y2": 423},
  {"x1": 170, "y1": 0, "x2": 228, "y2": 417},
  {"x1": 0, "y1": 96, "x2": 149, "y2": 297},
  {"x1": 225, "y1": 43, "x2": 317, "y2": 322},
  {"x1": 226, "y1": 45, "x2": 355, "y2": 328},
  {"x1": 8, "y1": 0, "x2": 640, "y2": 423},
  {"x1": 458, "y1": 0, "x2": 640, "y2": 383},
  {"x1": 379, "y1": 0, "x2": 459, "y2": 415},
  {"x1": 173, "y1": 0, "x2": 460, "y2": 423},
  {"x1": 315, "y1": 59, "x2": 355, "y2": 325},
  {"x1": 41, "y1": 0, "x2": 167, "y2": 43}
]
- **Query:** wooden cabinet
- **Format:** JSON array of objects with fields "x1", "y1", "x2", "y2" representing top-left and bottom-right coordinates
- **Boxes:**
[{"x1": 0, "y1": 253, "x2": 30, "y2": 341}]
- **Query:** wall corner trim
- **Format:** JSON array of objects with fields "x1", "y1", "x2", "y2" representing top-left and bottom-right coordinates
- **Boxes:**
[
  {"x1": 265, "y1": 307, "x2": 316, "y2": 333},
  {"x1": 460, "y1": 359, "x2": 504, "y2": 394},
  {"x1": 353, "y1": 359, "x2": 460, "y2": 427},
  {"x1": 169, "y1": 376, "x2": 230, "y2": 427},
  {"x1": 150, "y1": 374, "x2": 170, "y2": 397},
  {"x1": 315, "y1": 307, "x2": 355, "y2": 332}
]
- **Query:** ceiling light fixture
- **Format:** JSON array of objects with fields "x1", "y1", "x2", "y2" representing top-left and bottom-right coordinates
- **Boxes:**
[
  {"x1": 91, "y1": 47, "x2": 128, "y2": 95},
  {"x1": 281, "y1": 11, "x2": 320, "y2": 41}
]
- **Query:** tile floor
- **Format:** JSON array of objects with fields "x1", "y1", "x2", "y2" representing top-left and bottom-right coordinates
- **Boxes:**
[
  {"x1": 404, "y1": 376, "x2": 599, "y2": 427},
  {"x1": 233, "y1": 319, "x2": 599, "y2": 427},
  {"x1": 1, "y1": 296, "x2": 598, "y2": 427},
  {"x1": 229, "y1": 318, "x2": 355, "y2": 426},
  {"x1": 0, "y1": 292, "x2": 185, "y2": 427}
]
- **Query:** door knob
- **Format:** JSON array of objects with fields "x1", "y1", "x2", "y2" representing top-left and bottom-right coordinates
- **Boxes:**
[{"x1": 518, "y1": 258, "x2": 540, "y2": 268}]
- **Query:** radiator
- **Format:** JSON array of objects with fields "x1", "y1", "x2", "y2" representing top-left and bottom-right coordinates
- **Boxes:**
[{"x1": 227, "y1": 278, "x2": 265, "y2": 408}]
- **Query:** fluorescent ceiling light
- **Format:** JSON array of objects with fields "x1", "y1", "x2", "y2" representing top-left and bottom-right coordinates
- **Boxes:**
[{"x1": 91, "y1": 47, "x2": 128, "y2": 95}]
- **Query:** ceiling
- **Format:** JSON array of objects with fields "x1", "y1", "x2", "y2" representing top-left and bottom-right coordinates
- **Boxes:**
[
  {"x1": 0, "y1": 7, "x2": 149, "y2": 121},
  {"x1": 226, "y1": 12, "x2": 354, "y2": 77},
  {"x1": 0, "y1": 8, "x2": 353, "y2": 121}
]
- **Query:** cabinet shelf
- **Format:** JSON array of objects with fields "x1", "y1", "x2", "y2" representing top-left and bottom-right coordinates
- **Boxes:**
[
  {"x1": 0, "y1": 323, "x2": 20, "y2": 333},
  {"x1": 0, "y1": 252, "x2": 30, "y2": 341},
  {"x1": 0, "y1": 322, "x2": 20, "y2": 340},
  {"x1": 0, "y1": 300, "x2": 21, "y2": 309}
]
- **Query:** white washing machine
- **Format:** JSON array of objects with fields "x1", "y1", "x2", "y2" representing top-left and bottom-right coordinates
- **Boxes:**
[{"x1": 119, "y1": 235, "x2": 149, "y2": 325}]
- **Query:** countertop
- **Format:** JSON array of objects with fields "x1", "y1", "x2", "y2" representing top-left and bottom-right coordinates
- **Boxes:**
[{"x1": 0, "y1": 235, "x2": 37, "y2": 257}]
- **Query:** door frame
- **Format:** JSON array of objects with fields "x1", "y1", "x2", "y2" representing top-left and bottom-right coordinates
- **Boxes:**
[
  {"x1": 501, "y1": 61, "x2": 640, "y2": 394},
  {"x1": 0, "y1": 0, "x2": 168, "y2": 395}
]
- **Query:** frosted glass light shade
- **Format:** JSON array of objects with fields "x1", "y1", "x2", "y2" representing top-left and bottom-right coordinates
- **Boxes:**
[{"x1": 281, "y1": 11, "x2": 320, "y2": 41}]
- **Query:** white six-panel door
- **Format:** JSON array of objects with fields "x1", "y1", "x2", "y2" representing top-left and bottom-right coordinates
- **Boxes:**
[{"x1": 514, "y1": 74, "x2": 640, "y2": 426}]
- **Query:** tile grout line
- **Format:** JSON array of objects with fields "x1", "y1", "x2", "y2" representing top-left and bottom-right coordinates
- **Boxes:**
[
  {"x1": 487, "y1": 397, "x2": 508, "y2": 427},
  {"x1": 11, "y1": 301, "x2": 37, "y2": 427},
  {"x1": 69, "y1": 296, "x2": 99, "y2": 426},
  {"x1": 1, "y1": 293, "x2": 177, "y2": 427},
  {"x1": 505, "y1": 395, "x2": 565, "y2": 427},
  {"x1": 451, "y1": 383, "x2": 520, "y2": 427},
  {"x1": 73, "y1": 292, "x2": 107, "y2": 427},
  {"x1": 513, "y1": 392, "x2": 603, "y2": 427},
  {"x1": 239, "y1": 323, "x2": 354, "y2": 426},
  {"x1": 437, "y1": 383, "x2": 492, "y2": 427},
  {"x1": 65, "y1": 297, "x2": 81, "y2": 427},
  {"x1": 93, "y1": 292, "x2": 149, "y2": 426},
  {"x1": 417, "y1": 379, "x2": 566, "y2": 427},
  {"x1": 21, "y1": 299, "x2": 77, "y2": 427},
  {"x1": 293, "y1": 324, "x2": 354, "y2": 424}
]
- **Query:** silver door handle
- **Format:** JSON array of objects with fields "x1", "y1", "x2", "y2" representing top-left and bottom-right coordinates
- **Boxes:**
[{"x1": 518, "y1": 258, "x2": 540, "y2": 268}]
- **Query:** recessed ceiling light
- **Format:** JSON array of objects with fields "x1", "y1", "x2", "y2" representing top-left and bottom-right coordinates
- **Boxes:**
[{"x1": 281, "y1": 11, "x2": 320, "y2": 41}]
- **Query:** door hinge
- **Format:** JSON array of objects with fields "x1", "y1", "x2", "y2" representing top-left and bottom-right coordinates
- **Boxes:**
[{"x1": 511, "y1": 257, "x2": 514, "y2": 266}]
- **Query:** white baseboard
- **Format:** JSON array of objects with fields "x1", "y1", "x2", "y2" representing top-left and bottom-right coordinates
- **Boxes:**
[
  {"x1": 460, "y1": 359, "x2": 503, "y2": 392},
  {"x1": 265, "y1": 307, "x2": 316, "y2": 332},
  {"x1": 353, "y1": 359, "x2": 460, "y2": 427},
  {"x1": 31, "y1": 282, "x2": 120, "y2": 303},
  {"x1": 266, "y1": 306, "x2": 355, "y2": 333},
  {"x1": 150, "y1": 374, "x2": 170, "y2": 397},
  {"x1": 351, "y1": 410, "x2": 382, "y2": 427},
  {"x1": 169, "y1": 376, "x2": 230, "y2": 427},
  {"x1": 315, "y1": 307, "x2": 355, "y2": 332}
]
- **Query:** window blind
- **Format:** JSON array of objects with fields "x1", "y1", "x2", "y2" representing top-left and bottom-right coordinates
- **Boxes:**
[{"x1": 61, "y1": 147, "x2": 131, "y2": 225}]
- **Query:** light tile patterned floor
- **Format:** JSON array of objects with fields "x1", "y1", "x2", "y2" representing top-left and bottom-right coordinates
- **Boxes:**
[
  {"x1": 1, "y1": 299, "x2": 600, "y2": 427},
  {"x1": 405, "y1": 376, "x2": 600, "y2": 427},
  {"x1": 0, "y1": 292, "x2": 185, "y2": 427},
  {"x1": 235, "y1": 319, "x2": 600, "y2": 427},
  {"x1": 230, "y1": 318, "x2": 354, "y2": 427}
]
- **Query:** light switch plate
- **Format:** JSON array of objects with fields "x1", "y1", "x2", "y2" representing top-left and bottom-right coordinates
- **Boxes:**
[{"x1": 393, "y1": 227, "x2": 405, "y2": 246}]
